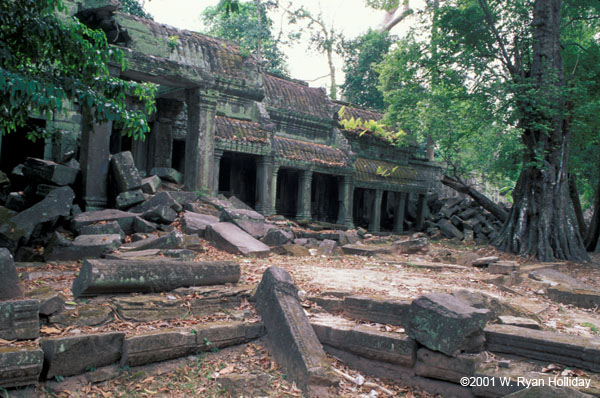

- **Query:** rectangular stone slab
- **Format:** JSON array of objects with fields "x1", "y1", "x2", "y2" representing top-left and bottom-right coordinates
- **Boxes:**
[
  {"x1": 0, "y1": 346, "x2": 44, "y2": 388},
  {"x1": 0, "y1": 300, "x2": 40, "y2": 340},
  {"x1": 72, "y1": 258, "x2": 240, "y2": 298},
  {"x1": 72, "y1": 209, "x2": 138, "y2": 234},
  {"x1": 485, "y1": 324, "x2": 600, "y2": 372},
  {"x1": 254, "y1": 266, "x2": 338, "y2": 397},
  {"x1": 205, "y1": 222, "x2": 270, "y2": 257},
  {"x1": 193, "y1": 321, "x2": 265, "y2": 350},
  {"x1": 414, "y1": 348, "x2": 483, "y2": 383},
  {"x1": 121, "y1": 328, "x2": 196, "y2": 367},
  {"x1": 311, "y1": 314, "x2": 416, "y2": 367},
  {"x1": 41, "y1": 332, "x2": 125, "y2": 379},
  {"x1": 343, "y1": 295, "x2": 411, "y2": 326}
]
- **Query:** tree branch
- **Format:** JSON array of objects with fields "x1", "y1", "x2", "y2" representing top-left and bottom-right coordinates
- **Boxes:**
[{"x1": 477, "y1": 0, "x2": 516, "y2": 76}]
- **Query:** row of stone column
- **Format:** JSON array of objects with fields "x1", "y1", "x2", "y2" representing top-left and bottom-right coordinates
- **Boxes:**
[{"x1": 367, "y1": 190, "x2": 426, "y2": 235}]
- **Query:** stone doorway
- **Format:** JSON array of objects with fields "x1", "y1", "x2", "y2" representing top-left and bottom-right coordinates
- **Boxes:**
[
  {"x1": 218, "y1": 152, "x2": 257, "y2": 208},
  {"x1": 352, "y1": 188, "x2": 371, "y2": 229},
  {"x1": 109, "y1": 129, "x2": 132, "y2": 155},
  {"x1": 171, "y1": 139, "x2": 185, "y2": 174},
  {"x1": 311, "y1": 173, "x2": 339, "y2": 223},
  {"x1": 275, "y1": 168, "x2": 299, "y2": 218},
  {"x1": 0, "y1": 118, "x2": 46, "y2": 175}
]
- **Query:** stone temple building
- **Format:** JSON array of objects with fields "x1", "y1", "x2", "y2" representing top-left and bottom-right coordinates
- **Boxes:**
[{"x1": 0, "y1": 0, "x2": 440, "y2": 234}]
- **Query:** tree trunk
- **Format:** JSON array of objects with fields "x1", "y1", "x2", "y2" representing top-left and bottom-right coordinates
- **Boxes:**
[
  {"x1": 441, "y1": 175, "x2": 507, "y2": 222},
  {"x1": 494, "y1": 0, "x2": 588, "y2": 262},
  {"x1": 584, "y1": 179, "x2": 600, "y2": 251},
  {"x1": 327, "y1": 47, "x2": 336, "y2": 99},
  {"x1": 568, "y1": 173, "x2": 587, "y2": 239}
]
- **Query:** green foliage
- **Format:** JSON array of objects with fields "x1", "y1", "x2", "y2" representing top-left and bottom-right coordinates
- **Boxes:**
[
  {"x1": 167, "y1": 35, "x2": 180, "y2": 52},
  {"x1": 340, "y1": 29, "x2": 393, "y2": 110},
  {"x1": 0, "y1": 0, "x2": 156, "y2": 141},
  {"x1": 338, "y1": 105, "x2": 407, "y2": 146},
  {"x1": 202, "y1": 0, "x2": 290, "y2": 75},
  {"x1": 119, "y1": 0, "x2": 153, "y2": 19}
]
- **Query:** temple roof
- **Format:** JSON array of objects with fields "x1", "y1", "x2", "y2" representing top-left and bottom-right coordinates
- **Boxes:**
[
  {"x1": 215, "y1": 116, "x2": 269, "y2": 145},
  {"x1": 355, "y1": 157, "x2": 417, "y2": 186},
  {"x1": 336, "y1": 103, "x2": 384, "y2": 123},
  {"x1": 264, "y1": 74, "x2": 333, "y2": 120},
  {"x1": 273, "y1": 137, "x2": 349, "y2": 169}
]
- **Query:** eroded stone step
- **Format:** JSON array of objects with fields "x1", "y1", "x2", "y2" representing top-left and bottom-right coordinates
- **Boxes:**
[{"x1": 0, "y1": 346, "x2": 44, "y2": 388}]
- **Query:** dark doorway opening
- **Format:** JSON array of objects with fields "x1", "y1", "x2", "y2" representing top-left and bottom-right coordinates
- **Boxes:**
[
  {"x1": 311, "y1": 173, "x2": 339, "y2": 223},
  {"x1": 275, "y1": 168, "x2": 299, "y2": 218},
  {"x1": 352, "y1": 187, "x2": 371, "y2": 229},
  {"x1": 0, "y1": 119, "x2": 46, "y2": 174},
  {"x1": 172, "y1": 139, "x2": 185, "y2": 174},
  {"x1": 219, "y1": 152, "x2": 257, "y2": 208},
  {"x1": 109, "y1": 129, "x2": 132, "y2": 155},
  {"x1": 380, "y1": 191, "x2": 395, "y2": 232}
]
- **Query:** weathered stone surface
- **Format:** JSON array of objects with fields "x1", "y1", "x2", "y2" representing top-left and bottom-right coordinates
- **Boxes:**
[
  {"x1": 133, "y1": 216, "x2": 157, "y2": 233},
  {"x1": 414, "y1": 348, "x2": 482, "y2": 383},
  {"x1": 336, "y1": 230, "x2": 360, "y2": 246},
  {"x1": 121, "y1": 230, "x2": 183, "y2": 251},
  {"x1": 150, "y1": 167, "x2": 183, "y2": 184},
  {"x1": 84, "y1": 364, "x2": 120, "y2": 384},
  {"x1": 392, "y1": 237, "x2": 428, "y2": 254},
  {"x1": 272, "y1": 243, "x2": 311, "y2": 257},
  {"x1": 205, "y1": 222, "x2": 270, "y2": 257},
  {"x1": 23, "y1": 157, "x2": 78, "y2": 186},
  {"x1": 485, "y1": 324, "x2": 600, "y2": 372},
  {"x1": 199, "y1": 195, "x2": 234, "y2": 211},
  {"x1": 406, "y1": 293, "x2": 490, "y2": 356},
  {"x1": 45, "y1": 234, "x2": 122, "y2": 261},
  {"x1": 79, "y1": 221, "x2": 125, "y2": 240},
  {"x1": 121, "y1": 328, "x2": 196, "y2": 367},
  {"x1": 194, "y1": 321, "x2": 265, "y2": 351},
  {"x1": 110, "y1": 151, "x2": 142, "y2": 193},
  {"x1": 341, "y1": 244, "x2": 390, "y2": 256},
  {"x1": 438, "y1": 219, "x2": 464, "y2": 240},
  {"x1": 181, "y1": 211, "x2": 219, "y2": 236},
  {"x1": 227, "y1": 195, "x2": 254, "y2": 211},
  {"x1": 254, "y1": 266, "x2": 338, "y2": 396},
  {"x1": 184, "y1": 286, "x2": 253, "y2": 317},
  {"x1": 73, "y1": 209, "x2": 138, "y2": 234},
  {"x1": 49, "y1": 304, "x2": 113, "y2": 326},
  {"x1": 72, "y1": 258, "x2": 240, "y2": 298},
  {"x1": 343, "y1": 295, "x2": 410, "y2": 326},
  {"x1": 115, "y1": 189, "x2": 146, "y2": 209},
  {"x1": 311, "y1": 314, "x2": 416, "y2": 367},
  {"x1": 316, "y1": 239, "x2": 338, "y2": 256},
  {"x1": 504, "y1": 386, "x2": 593, "y2": 398},
  {"x1": 114, "y1": 295, "x2": 188, "y2": 322},
  {"x1": 546, "y1": 285, "x2": 600, "y2": 309},
  {"x1": 0, "y1": 248, "x2": 23, "y2": 300},
  {"x1": 452, "y1": 289, "x2": 535, "y2": 321},
  {"x1": 25, "y1": 286, "x2": 65, "y2": 316},
  {"x1": 0, "y1": 300, "x2": 39, "y2": 340},
  {"x1": 498, "y1": 316, "x2": 541, "y2": 330},
  {"x1": 143, "y1": 205, "x2": 178, "y2": 224},
  {"x1": 488, "y1": 261, "x2": 519, "y2": 274},
  {"x1": 41, "y1": 332, "x2": 125, "y2": 379},
  {"x1": 5, "y1": 192, "x2": 26, "y2": 212},
  {"x1": 472, "y1": 256, "x2": 499, "y2": 267},
  {"x1": 0, "y1": 346, "x2": 44, "y2": 388},
  {"x1": 132, "y1": 191, "x2": 183, "y2": 213},
  {"x1": 221, "y1": 208, "x2": 268, "y2": 238},
  {"x1": 218, "y1": 372, "x2": 270, "y2": 398},
  {"x1": 141, "y1": 175, "x2": 161, "y2": 194},
  {"x1": 105, "y1": 248, "x2": 196, "y2": 261},
  {"x1": 260, "y1": 228, "x2": 293, "y2": 247}
]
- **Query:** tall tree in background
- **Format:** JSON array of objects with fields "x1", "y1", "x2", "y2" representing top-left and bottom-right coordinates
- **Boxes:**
[
  {"x1": 340, "y1": 29, "x2": 393, "y2": 110},
  {"x1": 120, "y1": 0, "x2": 153, "y2": 19},
  {"x1": 202, "y1": 0, "x2": 290, "y2": 75}
]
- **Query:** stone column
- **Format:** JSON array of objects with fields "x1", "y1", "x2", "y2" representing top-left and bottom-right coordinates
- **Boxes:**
[
  {"x1": 296, "y1": 170, "x2": 313, "y2": 221},
  {"x1": 337, "y1": 175, "x2": 354, "y2": 228},
  {"x1": 269, "y1": 163, "x2": 280, "y2": 216},
  {"x1": 393, "y1": 192, "x2": 408, "y2": 234},
  {"x1": 368, "y1": 189, "x2": 383, "y2": 233},
  {"x1": 255, "y1": 156, "x2": 271, "y2": 216},
  {"x1": 149, "y1": 98, "x2": 184, "y2": 171},
  {"x1": 79, "y1": 113, "x2": 111, "y2": 210},
  {"x1": 212, "y1": 150, "x2": 224, "y2": 196},
  {"x1": 131, "y1": 136, "x2": 148, "y2": 173},
  {"x1": 185, "y1": 89, "x2": 217, "y2": 193},
  {"x1": 415, "y1": 193, "x2": 427, "y2": 231}
]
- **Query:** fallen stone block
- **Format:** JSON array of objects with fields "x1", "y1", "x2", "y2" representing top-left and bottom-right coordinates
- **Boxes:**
[
  {"x1": 131, "y1": 191, "x2": 183, "y2": 213},
  {"x1": 181, "y1": 211, "x2": 219, "y2": 237},
  {"x1": 472, "y1": 256, "x2": 499, "y2": 267},
  {"x1": 133, "y1": 216, "x2": 157, "y2": 233},
  {"x1": 260, "y1": 228, "x2": 293, "y2": 247},
  {"x1": 79, "y1": 221, "x2": 125, "y2": 240},
  {"x1": 406, "y1": 293, "x2": 490, "y2": 356},
  {"x1": 484, "y1": 324, "x2": 600, "y2": 372},
  {"x1": 0, "y1": 248, "x2": 23, "y2": 300},
  {"x1": 115, "y1": 189, "x2": 146, "y2": 210},
  {"x1": 114, "y1": 295, "x2": 188, "y2": 322},
  {"x1": 121, "y1": 230, "x2": 183, "y2": 251},
  {"x1": 141, "y1": 175, "x2": 161, "y2": 194},
  {"x1": 254, "y1": 267, "x2": 338, "y2": 396},
  {"x1": 23, "y1": 157, "x2": 78, "y2": 186},
  {"x1": 41, "y1": 332, "x2": 125, "y2": 379},
  {"x1": 49, "y1": 304, "x2": 113, "y2": 327},
  {"x1": 546, "y1": 285, "x2": 600, "y2": 309},
  {"x1": 272, "y1": 243, "x2": 310, "y2": 256},
  {"x1": 498, "y1": 316, "x2": 541, "y2": 330},
  {"x1": 143, "y1": 205, "x2": 177, "y2": 224},
  {"x1": 392, "y1": 237, "x2": 428, "y2": 254},
  {"x1": 194, "y1": 321, "x2": 265, "y2": 351},
  {"x1": 311, "y1": 314, "x2": 416, "y2": 367},
  {"x1": 205, "y1": 222, "x2": 270, "y2": 257},
  {"x1": 25, "y1": 286, "x2": 65, "y2": 317},
  {"x1": 199, "y1": 195, "x2": 233, "y2": 211},
  {"x1": 72, "y1": 258, "x2": 240, "y2": 298},
  {"x1": 110, "y1": 151, "x2": 142, "y2": 193},
  {"x1": 105, "y1": 248, "x2": 196, "y2": 261},
  {"x1": 45, "y1": 234, "x2": 122, "y2": 261},
  {"x1": 0, "y1": 346, "x2": 44, "y2": 388},
  {"x1": 438, "y1": 219, "x2": 464, "y2": 240},
  {"x1": 488, "y1": 261, "x2": 519, "y2": 274},
  {"x1": 179, "y1": 285, "x2": 253, "y2": 317},
  {"x1": 451, "y1": 289, "x2": 536, "y2": 321},
  {"x1": 341, "y1": 244, "x2": 390, "y2": 256},
  {"x1": 121, "y1": 328, "x2": 196, "y2": 367},
  {"x1": 150, "y1": 167, "x2": 183, "y2": 184},
  {"x1": 218, "y1": 371, "x2": 270, "y2": 398},
  {"x1": 221, "y1": 208, "x2": 268, "y2": 238},
  {"x1": 343, "y1": 295, "x2": 410, "y2": 326},
  {"x1": 414, "y1": 347, "x2": 482, "y2": 383},
  {"x1": 316, "y1": 239, "x2": 338, "y2": 256},
  {"x1": 5, "y1": 192, "x2": 26, "y2": 212},
  {"x1": 0, "y1": 300, "x2": 40, "y2": 340},
  {"x1": 73, "y1": 209, "x2": 138, "y2": 234}
]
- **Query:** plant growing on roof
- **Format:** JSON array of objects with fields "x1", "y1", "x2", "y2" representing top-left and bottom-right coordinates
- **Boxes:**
[{"x1": 337, "y1": 106, "x2": 407, "y2": 146}]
